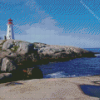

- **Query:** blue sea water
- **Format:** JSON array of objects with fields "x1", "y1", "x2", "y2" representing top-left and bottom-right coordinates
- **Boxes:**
[
  {"x1": 84, "y1": 48, "x2": 100, "y2": 53},
  {"x1": 39, "y1": 48, "x2": 100, "y2": 78}
]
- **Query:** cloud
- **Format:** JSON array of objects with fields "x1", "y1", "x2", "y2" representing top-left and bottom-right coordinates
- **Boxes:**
[
  {"x1": 25, "y1": 0, "x2": 49, "y2": 19},
  {"x1": 15, "y1": 17, "x2": 64, "y2": 43},
  {"x1": 14, "y1": 17, "x2": 100, "y2": 48},
  {"x1": 0, "y1": 30, "x2": 6, "y2": 39},
  {"x1": 0, "y1": 17, "x2": 99, "y2": 48}
]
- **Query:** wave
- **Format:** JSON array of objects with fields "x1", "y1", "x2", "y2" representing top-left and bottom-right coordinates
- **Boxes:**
[
  {"x1": 44, "y1": 71, "x2": 94, "y2": 78},
  {"x1": 95, "y1": 54, "x2": 100, "y2": 57},
  {"x1": 44, "y1": 71, "x2": 66, "y2": 78}
]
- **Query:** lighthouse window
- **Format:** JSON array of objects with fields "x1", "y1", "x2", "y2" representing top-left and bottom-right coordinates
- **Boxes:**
[{"x1": 9, "y1": 30, "x2": 11, "y2": 32}]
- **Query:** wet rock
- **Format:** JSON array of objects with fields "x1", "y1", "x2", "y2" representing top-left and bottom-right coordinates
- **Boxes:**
[{"x1": 31, "y1": 67, "x2": 43, "y2": 79}]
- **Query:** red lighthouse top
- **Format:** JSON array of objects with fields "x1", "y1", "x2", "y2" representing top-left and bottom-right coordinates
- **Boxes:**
[{"x1": 8, "y1": 18, "x2": 13, "y2": 24}]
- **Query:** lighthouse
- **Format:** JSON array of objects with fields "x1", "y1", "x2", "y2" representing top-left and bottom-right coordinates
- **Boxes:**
[{"x1": 6, "y1": 18, "x2": 14, "y2": 39}]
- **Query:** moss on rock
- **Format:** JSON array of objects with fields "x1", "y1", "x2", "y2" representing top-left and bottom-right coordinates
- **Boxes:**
[
  {"x1": 10, "y1": 45, "x2": 19, "y2": 52},
  {"x1": 0, "y1": 40, "x2": 7, "y2": 45}
]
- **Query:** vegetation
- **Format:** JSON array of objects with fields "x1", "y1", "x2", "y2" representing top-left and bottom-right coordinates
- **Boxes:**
[
  {"x1": 10, "y1": 45, "x2": 19, "y2": 52},
  {"x1": 0, "y1": 40, "x2": 7, "y2": 45},
  {"x1": 33, "y1": 44, "x2": 36, "y2": 48},
  {"x1": 0, "y1": 47, "x2": 2, "y2": 51},
  {"x1": 18, "y1": 41, "x2": 23, "y2": 43}
]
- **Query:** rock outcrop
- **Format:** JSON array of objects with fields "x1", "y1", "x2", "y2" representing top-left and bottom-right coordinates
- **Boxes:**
[
  {"x1": 0, "y1": 40, "x2": 95, "y2": 68},
  {"x1": 0, "y1": 40, "x2": 4, "y2": 45},
  {"x1": 0, "y1": 40, "x2": 95, "y2": 82},
  {"x1": 1, "y1": 57, "x2": 17, "y2": 72},
  {"x1": 2, "y1": 39, "x2": 34, "y2": 55},
  {"x1": 33, "y1": 42, "x2": 94, "y2": 62},
  {"x1": 0, "y1": 73, "x2": 12, "y2": 83},
  {"x1": 2, "y1": 39, "x2": 14, "y2": 50}
]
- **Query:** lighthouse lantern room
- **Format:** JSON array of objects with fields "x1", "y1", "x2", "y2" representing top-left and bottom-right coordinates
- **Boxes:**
[{"x1": 6, "y1": 18, "x2": 14, "y2": 39}]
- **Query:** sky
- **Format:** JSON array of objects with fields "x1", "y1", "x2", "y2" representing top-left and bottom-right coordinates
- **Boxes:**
[{"x1": 0, "y1": 0, "x2": 100, "y2": 48}]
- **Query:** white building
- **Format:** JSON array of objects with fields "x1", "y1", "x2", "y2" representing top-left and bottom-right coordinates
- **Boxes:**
[{"x1": 6, "y1": 18, "x2": 14, "y2": 39}]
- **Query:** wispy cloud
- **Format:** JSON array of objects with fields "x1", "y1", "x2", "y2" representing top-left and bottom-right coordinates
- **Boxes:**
[
  {"x1": 25, "y1": 0, "x2": 49, "y2": 19},
  {"x1": 80, "y1": 0, "x2": 100, "y2": 22}
]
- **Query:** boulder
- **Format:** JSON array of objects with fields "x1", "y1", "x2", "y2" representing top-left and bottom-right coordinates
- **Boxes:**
[
  {"x1": 17, "y1": 42, "x2": 34, "y2": 54},
  {"x1": 0, "y1": 51, "x2": 12, "y2": 59},
  {"x1": 0, "y1": 73, "x2": 12, "y2": 83},
  {"x1": 33, "y1": 42, "x2": 48, "y2": 49},
  {"x1": 3, "y1": 73, "x2": 12, "y2": 78},
  {"x1": 2, "y1": 39, "x2": 14, "y2": 50},
  {"x1": 31, "y1": 67, "x2": 43, "y2": 79},
  {"x1": 2, "y1": 40, "x2": 34, "y2": 54},
  {"x1": 1, "y1": 57, "x2": 17, "y2": 72},
  {"x1": 0, "y1": 74, "x2": 5, "y2": 80},
  {"x1": 22, "y1": 67, "x2": 43, "y2": 79}
]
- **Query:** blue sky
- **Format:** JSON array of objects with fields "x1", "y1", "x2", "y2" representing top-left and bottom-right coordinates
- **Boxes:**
[{"x1": 0, "y1": 0, "x2": 100, "y2": 48}]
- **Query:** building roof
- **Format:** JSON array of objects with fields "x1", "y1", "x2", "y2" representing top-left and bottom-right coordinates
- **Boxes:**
[
  {"x1": 8, "y1": 18, "x2": 13, "y2": 21},
  {"x1": 8, "y1": 22, "x2": 12, "y2": 24}
]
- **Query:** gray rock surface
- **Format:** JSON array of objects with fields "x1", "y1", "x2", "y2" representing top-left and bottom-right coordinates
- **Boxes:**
[
  {"x1": 0, "y1": 74, "x2": 4, "y2": 80},
  {"x1": 2, "y1": 39, "x2": 14, "y2": 50},
  {"x1": 33, "y1": 42, "x2": 48, "y2": 49},
  {"x1": 1, "y1": 57, "x2": 17, "y2": 72},
  {"x1": 0, "y1": 40, "x2": 95, "y2": 83},
  {"x1": 2, "y1": 40, "x2": 34, "y2": 54},
  {"x1": 36, "y1": 43, "x2": 90, "y2": 60},
  {"x1": 0, "y1": 73, "x2": 12, "y2": 79},
  {"x1": 0, "y1": 73, "x2": 12, "y2": 83},
  {"x1": 0, "y1": 40, "x2": 4, "y2": 45},
  {"x1": 0, "y1": 41, "x2": 95, "y2": 71},
  {"x1": 0, "y1": 51, "x2": 11, "y2": 60},
  {"x1": 17, "y1": 42, "x2": 33, "y2": 54}
]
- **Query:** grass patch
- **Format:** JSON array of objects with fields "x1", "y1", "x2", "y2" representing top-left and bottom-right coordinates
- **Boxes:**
[
  {"x1": 0, "y1": 47, "x2": 2, "y2": 50},
  {"x1": 2, "y1": 50, "x2": 6, "y2": 52},
  {"x1": 33, "y1": 44, "x2": 36, "y2": 48},
  {"x1": 10, "y1": 45, "x2": 19, "y2": 52},
  {"x1": 18, "y1": 41, "x2": 23, "y2": 43},
  {"x1": 0, "y1": 40, "x2": 7, "y2": 45}
]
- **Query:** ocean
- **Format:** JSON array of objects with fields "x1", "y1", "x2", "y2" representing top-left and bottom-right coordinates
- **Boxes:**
[{"x1": 39, "y1": 48, "x2": 100, "y2": 78}]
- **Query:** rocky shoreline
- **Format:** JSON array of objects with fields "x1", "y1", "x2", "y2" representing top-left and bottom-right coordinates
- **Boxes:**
[{"x1": 0, "y1": 39, "x2": 95, "y2": 83}]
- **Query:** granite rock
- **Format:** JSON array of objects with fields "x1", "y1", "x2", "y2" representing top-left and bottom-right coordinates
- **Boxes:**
[
  {"x1": 2, "y1": 39, "x2": 14, "y2": 50},
  {"x1": 1, "y1": 57, "x2": 17, "y2": 72}
]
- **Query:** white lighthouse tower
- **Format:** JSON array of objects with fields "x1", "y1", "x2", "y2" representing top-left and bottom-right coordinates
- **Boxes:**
[{"x1": 6, "y1": 18, "x2": 14, "y2": 39}]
